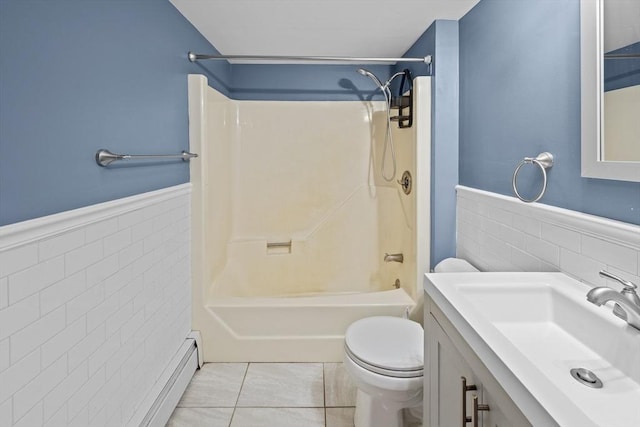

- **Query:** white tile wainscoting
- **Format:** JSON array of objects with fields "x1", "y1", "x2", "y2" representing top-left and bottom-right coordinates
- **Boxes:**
[
  {"x1": 456, "y1": 186, "x2": 640, "y2": 287},
  {"x1": 0, "y1": 184, "x2": 192, "y2": 427}
]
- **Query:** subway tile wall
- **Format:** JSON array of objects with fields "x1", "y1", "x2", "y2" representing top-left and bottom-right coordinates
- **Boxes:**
[
  {"x1": 456, "y1": 186, "x2": 640, "y2": 287},
  {"x1": 0, "y1": 185, "x2": 191, "y2": 427}
]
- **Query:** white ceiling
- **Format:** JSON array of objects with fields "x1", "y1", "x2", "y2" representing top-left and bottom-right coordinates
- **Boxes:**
[{"x1": 170, "y1": 0, "x2": 480, "y2": 62}]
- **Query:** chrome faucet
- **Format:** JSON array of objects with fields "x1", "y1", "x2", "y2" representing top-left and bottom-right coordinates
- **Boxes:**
[
  {"x1": 384, "y1": 253, "x2": 404, "y2": 263},
  {"x1": 586, "y1": 270, "x2": 640, "y2": 331}
]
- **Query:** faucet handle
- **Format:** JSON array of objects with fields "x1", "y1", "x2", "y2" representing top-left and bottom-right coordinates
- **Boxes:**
[
  {"x1": 599, "y1": 270, "x2": 640, "y2": 311},
  {"x1": 599, "y1": 270, "x2": 637, "y2": 290}
]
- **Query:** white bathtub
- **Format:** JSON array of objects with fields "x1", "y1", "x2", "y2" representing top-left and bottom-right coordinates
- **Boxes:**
[{"x1": 203, "y1": 289, "x2": 415, "y2": 361}]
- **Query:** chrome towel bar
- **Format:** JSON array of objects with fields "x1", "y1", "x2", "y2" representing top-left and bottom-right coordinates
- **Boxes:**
[{"x1": 95, "y1": 149, "x2": 198, "y2": 167}]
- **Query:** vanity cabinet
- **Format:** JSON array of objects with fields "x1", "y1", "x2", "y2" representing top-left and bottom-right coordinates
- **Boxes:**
[{"x1": 424, "y1": 294, "x2": 531, "y2": 427}]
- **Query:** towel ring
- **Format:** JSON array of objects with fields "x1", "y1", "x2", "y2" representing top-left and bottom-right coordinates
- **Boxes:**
[{"x1": 512, "y1": 152, "x2": 554, "y2": 203}]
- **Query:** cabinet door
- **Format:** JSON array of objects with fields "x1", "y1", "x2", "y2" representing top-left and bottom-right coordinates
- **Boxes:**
[{"x1": 428, "y1": 314, "x2": 483, "y2": 427}]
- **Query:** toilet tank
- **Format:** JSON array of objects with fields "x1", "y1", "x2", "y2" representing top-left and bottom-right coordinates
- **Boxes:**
[{"x1": 433, "y1": 258, "x2": 479, "y2": 273}]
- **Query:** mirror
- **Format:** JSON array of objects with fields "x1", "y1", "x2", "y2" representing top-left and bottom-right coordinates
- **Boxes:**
[{"x1": 581, "y1": 0, "x2": 640, "y2": 182}]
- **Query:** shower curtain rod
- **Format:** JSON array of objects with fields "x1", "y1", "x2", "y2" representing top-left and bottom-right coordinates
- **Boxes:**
[
  {"x1": 188, "y1": 52, "x2": 432, "y2": 64},
  {"x1": 604, "y1": 53, "x2": 640, "y2": 59}
]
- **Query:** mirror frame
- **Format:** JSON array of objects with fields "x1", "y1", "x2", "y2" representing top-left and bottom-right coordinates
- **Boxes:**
[{"x1": 580, "y1": 0, "x2": 640, "y2": 182}]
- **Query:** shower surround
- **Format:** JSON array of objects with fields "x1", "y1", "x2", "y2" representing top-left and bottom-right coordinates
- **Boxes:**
[{"x1": 188, "y1": 75, "x2": 431, "y2": 361}]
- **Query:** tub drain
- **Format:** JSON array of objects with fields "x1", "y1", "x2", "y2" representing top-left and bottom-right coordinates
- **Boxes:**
[{"x1": 570, "y1": 368, "x2": 603, "y2": 388}]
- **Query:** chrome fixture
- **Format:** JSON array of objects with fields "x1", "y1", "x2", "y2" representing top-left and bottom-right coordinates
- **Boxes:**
[
  {"x1": 188, "y1": 52, "x2": 432, "y2": 64},
  {"x1": 358, "y1": 68, "x2": 396, "y2": 182},
  {"x1": 384, "y1": 253, "x2": 404, "y2": 263},
  {"x1": 598, "y1": 270, "x2": 640, "y2": 321},
  {"x1": 356, "y1": 68, "x2": 412, "y2": 108},
  {"x1": 570, "y1": 368, "x2": 603, "y2": 388},
  {"x1": 394, "y1": 279, "x2": 401, "y2": 289},
  {"x1": 512, "y1": 152, "x2": 554, "y2": 203},
  {"x1": 95, "y1": 149, "x2": 198, "y2": 167},
  {"x1": 357, "y1": 68, "x2": 413, "y2": 182},
  {"x1": 586, "y1": 270, "x2": 640, "y2": 331},
  {"x1": 357, "y1": 68, "x2": 386, "y2": 92},
  {"x1": 599, "y1": 270, "x2": 639, "y2": 293},
  {"x1": 398, "y1": 171, "x2": 412, "y2": 195}
]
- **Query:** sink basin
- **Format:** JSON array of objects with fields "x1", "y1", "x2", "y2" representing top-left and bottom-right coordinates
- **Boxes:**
[{"x1": 424, "y1": 272, "x2": 640, "y2": 427}]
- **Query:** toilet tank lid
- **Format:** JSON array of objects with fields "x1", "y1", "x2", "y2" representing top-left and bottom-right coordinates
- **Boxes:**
[{"x1": 433, "y1": 258, "x2": 479, "y2": 273}]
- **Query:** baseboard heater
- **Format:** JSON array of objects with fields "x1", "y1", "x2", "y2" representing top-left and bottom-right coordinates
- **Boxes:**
[{"x1": 129, "y1": 333, "x2": 202, "y2": 427}]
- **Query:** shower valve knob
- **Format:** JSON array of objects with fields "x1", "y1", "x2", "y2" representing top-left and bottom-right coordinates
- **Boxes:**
[{"x1": 398, "y1": 171, "x2": 412, "y2": 195}]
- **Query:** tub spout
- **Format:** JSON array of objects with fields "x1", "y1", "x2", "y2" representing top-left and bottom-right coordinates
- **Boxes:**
[{"x1": 384, "y1": 253, "x2": 403, "y2": 263}]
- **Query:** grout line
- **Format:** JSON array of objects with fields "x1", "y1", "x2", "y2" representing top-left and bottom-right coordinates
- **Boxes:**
[
  {"x1": 230, "y1": 406, "x2": 335, "y2": 409},
  {"x1": 322, "y1": 362, "x2": 327, "y2": 427},
  {"x1": 235, "y1": 362, "x2": 250, "y2": 406},
  {"x1": 228, "y1": 362, "x2": 251, "y2": 427},
  {"x1": 322, "y1": 362, "x2": 327, "y2": 408}
]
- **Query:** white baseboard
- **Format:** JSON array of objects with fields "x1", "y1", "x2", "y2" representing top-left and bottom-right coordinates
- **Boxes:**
[{"x1": 129, "y1": 338, "x2": 199, "y2": 427}]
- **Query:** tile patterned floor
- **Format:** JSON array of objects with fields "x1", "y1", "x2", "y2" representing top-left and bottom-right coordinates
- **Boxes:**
[{"x1": 166, "y1": 363, "x2": 357, "y2": 427}]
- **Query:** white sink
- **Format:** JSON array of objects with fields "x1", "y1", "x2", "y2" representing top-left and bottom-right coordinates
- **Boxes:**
[{"x1": 424, "y1": 272, "x2": 640, "y2": 427}]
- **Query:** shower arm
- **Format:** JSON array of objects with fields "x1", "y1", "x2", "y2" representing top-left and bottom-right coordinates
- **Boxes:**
[
  {"x1": 380, "y1": 72, "x2": 412, "y2": 103},
  {"x1": 382, "y1": 72, "x2": 409, "y2": 91}
]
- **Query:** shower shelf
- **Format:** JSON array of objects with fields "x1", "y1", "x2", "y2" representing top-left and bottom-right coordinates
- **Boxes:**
[
  {"x1": 390, "y1": 96, "x2": 411, "y2": 109},
  {"x1": 266, "y1": 240, "x2": 292, "y2": 255},
  {"x1": 266, "y1": 241, "x2": 292, "y2": 248}
]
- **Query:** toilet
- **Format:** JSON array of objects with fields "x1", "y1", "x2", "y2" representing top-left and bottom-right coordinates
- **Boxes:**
[{"x1": 343, "y1": 258, "x2": 478, "y2": 427}]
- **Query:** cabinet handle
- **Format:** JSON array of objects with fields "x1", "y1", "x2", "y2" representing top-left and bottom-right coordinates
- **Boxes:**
[
  {"x1": 461, "y1": 376, "x2": 477, "y2": 426},
  {"x1": 473, "y1": 395, "x2": 490, "y2": 427}
]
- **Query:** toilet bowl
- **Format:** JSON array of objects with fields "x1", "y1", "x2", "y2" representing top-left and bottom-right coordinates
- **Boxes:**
[
  {"x1": 343, "y1": 258, "x2": 478, "y2": 427},
  {"x1": 343, "y1": 316, "x2": 423, "y2": 427}
]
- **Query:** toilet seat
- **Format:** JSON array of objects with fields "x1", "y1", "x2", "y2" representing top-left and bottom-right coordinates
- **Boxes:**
[{"x1": 344, "y1": 316, "x2": 423, "y2": 378}]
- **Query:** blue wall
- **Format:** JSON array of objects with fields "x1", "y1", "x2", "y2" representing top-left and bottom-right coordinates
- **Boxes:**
[
  {"x1": 459, "y1": 0, "x2": 640, "y2": 225},
  {"x1": 5, "y1": 0, "x2": 636, "y2": 234},
  {"x1": 0, "y1": 0, "x2": 402, "y2": 226},
  {"x1": 230, "y1": 64, "x2": 393, "y2": 101},
  {"x1": 0, "y1": 0, "x2": 231, "y2": 226},
  {"x1": 396, "y1": 21, "x2": 460, "y2": 267}
]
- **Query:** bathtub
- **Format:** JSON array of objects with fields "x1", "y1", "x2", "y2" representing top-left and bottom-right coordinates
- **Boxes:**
[{"x1": 202, "y1": 289, "x2": 415, "y2": 361}]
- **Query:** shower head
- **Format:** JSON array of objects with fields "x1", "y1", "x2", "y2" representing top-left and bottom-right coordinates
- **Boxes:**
[{"x1": 356, "y1": 68, "x2": 385, "y2": 91}]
